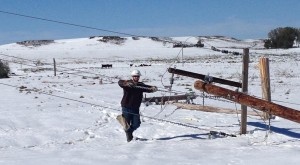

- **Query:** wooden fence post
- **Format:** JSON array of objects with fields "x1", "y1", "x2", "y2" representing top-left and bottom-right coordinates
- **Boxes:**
[
  {"x1": 241, "y1": 48, "x2": 249, "y2": 134},
  {"x1": 259, "y1": 57, "x2": 272, "y2": 120},
  {"x1": 53, "y1": 58, "x2": 56, "y2": 76}
]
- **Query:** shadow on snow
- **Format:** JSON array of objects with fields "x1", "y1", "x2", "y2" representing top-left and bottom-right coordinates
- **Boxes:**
[
  {"x1": 248, "y1": 122, "x2": 300, "y2": 138},
  {"x1": 156, "y1": 133, "x2": 208, "y2": 141}
]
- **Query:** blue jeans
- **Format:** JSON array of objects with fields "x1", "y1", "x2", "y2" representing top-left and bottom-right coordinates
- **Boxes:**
[{"x1": 122, "y1": 107, "x2": 141, "y2": 133}]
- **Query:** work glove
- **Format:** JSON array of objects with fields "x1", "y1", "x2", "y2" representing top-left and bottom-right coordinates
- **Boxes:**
[
  {"x1": 126, "y1": 82, "x2": 136, "y2": 87},
  {"x1": 151, "y1": 86, "x2": 158, "y2": 92}
]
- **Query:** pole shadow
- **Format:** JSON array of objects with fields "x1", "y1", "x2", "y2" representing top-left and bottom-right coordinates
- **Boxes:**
[
  {"x1": 248, "y1": 122, "x2": 300, "y2": 138},
  {"x1": 155, "y1": 133, "x2": 208, "y2": 141}
]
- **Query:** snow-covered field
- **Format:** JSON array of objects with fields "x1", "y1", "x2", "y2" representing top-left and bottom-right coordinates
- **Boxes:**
[{"x1": 0, "y1": 36, "x2": 300, "y2": 164}]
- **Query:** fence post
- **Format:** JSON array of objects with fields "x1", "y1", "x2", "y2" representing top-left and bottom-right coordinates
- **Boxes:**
[
  {"x1": 240, "y1": 48, "x2": 249, "y2": 134},
  {"x1": 259, "y1": 57, "x2": 272, "y2": 120},
  {"x1": 53, "y1": 58, "x2": 56, "y2": 76}
]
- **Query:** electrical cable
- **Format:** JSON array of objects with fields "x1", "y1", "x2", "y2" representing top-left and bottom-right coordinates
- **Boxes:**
[
  {"x1": 0, "y1": 53, "x2": 115, "y2": 80},
  {"x1": 3, "y1": 53, "x2": 299, "y2": 107},
  {"x1": 2, "y1": 10, "x2": 297, "y2": 138},
  {"x1": 0, "y1": 82, "x2": 219, "y2": 132},
  {"x1": 0, "y1": 10, "x2": 144, "y2": 38},
  {"x1": 0, "y1": 10, "x2": 195, "y2": 46},
  {"x1": 1, "y1": 53, "x2": 194, "y2": 96}
]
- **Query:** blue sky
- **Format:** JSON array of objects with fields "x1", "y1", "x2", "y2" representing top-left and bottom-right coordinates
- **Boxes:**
[{"x1": 0, "y1": 0, "x2": 300, "y2": 44}]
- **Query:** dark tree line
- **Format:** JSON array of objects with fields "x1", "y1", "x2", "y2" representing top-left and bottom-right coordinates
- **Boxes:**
[{"x1": 264, "y1": 27, "x2": 300, "y2": 49}]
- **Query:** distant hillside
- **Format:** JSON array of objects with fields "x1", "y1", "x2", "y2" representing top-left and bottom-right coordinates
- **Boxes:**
[{"x1": 1, "y1": 36, "x2": 299, "y2": 61}]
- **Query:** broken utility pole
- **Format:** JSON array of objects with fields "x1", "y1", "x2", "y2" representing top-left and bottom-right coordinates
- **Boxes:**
[
  {"x1": 194, "y1": 80, "x2": 300, "y2": 124},
  {"x1": 168, "y1": 67, "x2": 242, "y2": 88}
]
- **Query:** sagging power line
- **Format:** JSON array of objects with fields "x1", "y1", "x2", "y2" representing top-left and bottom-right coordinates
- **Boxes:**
[
  {"x1": 0, "y1": 53, "x2": 193, "y2": 96},
  {"x1": 0, "y1": 10, "x2": 144, "y2": 38},
  {"x1": 0, "y1": 10, "x2": 193, "y2": 47},
  {"x1": 1, "y1": 52, "x2": 299, "y2": 107},
  {"x1": 0, "y1": 81, "x2": 229, "y2": 134}
]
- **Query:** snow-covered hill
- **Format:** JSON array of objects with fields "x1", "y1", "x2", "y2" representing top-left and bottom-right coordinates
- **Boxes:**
[
  {"x1": 0, "y1": 36, "x2": 260, "y2": 59},
  {"x1": 0, "y1": 36, "x2": 300, "y2": 165}
]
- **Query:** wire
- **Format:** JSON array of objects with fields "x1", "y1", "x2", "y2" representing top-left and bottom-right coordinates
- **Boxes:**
[
  {"x1": 0, "y1": 10, "x2": 144, "y2": 38},
  {"x1": 0, "y1": 10, "x2": 290, "y2": 137},
  {"x1": 0, "y1": 10, "x2": 207, "y2": 96},
  {"x1": 0, "y1": 53, "x2": 115, "y2": 80},
  {"x1": 0, "y1": 82, "x2": 217, "y2": 132},
  {"x1": 0, "y1": 10, "x2": 191, "y2": 46},
  {"x1": 2, "y1": 28, "x2": 298, "y2": 107},
  {"x1": 271, "y1": 99, "x2": 300, "y2": 106},
  {"x1": 234, "y1": 102, "x2": 241, "y2": 126},
  {"x1": 251, "y1": 94, "x2": 300, "y2": 107},
  {"x1": 0, "y1": 53, "x2": 194, "y2": 96},
  {"x1": 6, "y1": 52, "x2": 295, "y2": 109},
  {"x1": 0, "y1": 58, "x2": 115, "y2": 84},
  {"x1": 4, "y1": 52, "x2": 300, "y2": 108}
]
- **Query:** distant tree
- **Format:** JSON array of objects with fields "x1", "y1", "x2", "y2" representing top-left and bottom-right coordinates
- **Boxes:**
[
  {"x1": 0, "y1": 60, "x2": 10, "y2": 78},
  {"x1": 195, "y1": 40, "x2": 204, "y2": 47},
  {"x1": 265, "y1": 27, "x2": 299, "y2": 49},
  {"x1": 264, "y1": 39, "x2": 272, "y2": 49},
  {"x1": 297, "y1": 28, "x2": 300, "y2": 47}
]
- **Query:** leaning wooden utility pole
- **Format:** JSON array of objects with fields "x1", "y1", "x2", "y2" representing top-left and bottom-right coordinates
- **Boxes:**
[
  {"x1": 259, "y1": 57, "x2": 272, "y2": 120},
  {"x1": 241, "y1": 48, "x2": 249, "y2": 134},
  {"x1": 194, "y1": 80, "x2": 300, "y2": 124},
  {"x1": 168, "y1": 68, "x2": 242, "y2": 88}
]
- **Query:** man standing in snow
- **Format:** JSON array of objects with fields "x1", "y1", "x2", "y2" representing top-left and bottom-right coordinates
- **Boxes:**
[{"x1": 117, "y1": 69, "x2": 157, "y2": 142}]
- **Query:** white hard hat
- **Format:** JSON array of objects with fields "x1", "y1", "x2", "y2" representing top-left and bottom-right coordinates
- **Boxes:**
[{"x1": 131, "y1": 69, "x2": 141, "y2": 76}]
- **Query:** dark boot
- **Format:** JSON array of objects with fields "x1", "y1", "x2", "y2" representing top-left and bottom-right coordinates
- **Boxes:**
[{"x1": 126, "y1": 131, "x2": 133, "y2": 142}]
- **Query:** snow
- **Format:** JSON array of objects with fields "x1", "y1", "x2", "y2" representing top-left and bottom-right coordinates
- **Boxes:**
[{"x1": 0, "y1": 36, "x2": 300, "y2": 164}]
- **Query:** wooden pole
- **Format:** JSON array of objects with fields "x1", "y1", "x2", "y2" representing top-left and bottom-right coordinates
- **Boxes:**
[
  {"x1": 53, "y1": 58, "x2": 56, "y2": 76},
  {"x1": 241, "y1": 48, "x2": 249, "y2": 134},
  {"x1": 168, "y1": 68, "x2": 242, "y2": 88},
  {"x1": 259, "y1": 57, "x2": 272, "y2": 119},
  {"x1": 194, "y1": 80, "x2": 300, "y2": 124}
]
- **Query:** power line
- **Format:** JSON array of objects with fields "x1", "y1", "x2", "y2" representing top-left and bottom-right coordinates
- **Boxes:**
[
  {"x1": 0, "y1": 10, "x2": 200, "y2": 46},
  {"x1": 0, "y1": 53, "x2": 192, "y2": 95},
  {"x1": 0, "y1": 10, "x2": 205, "y2": 88},
  {"x1": 0, "y1": 53, "x2": 117, "y2": 80},
  {"x1": 0, "y1": 57, "x2": 113, "y2": 83},
  {"x1": 3, "y1": 52, "x2": 299, "y2": 107},
  {"x1": 0, "y1": 82, "x2": 217, "y2": 132},
  {"x1": 0, "y1": 10, "x2": 145, "y2": 38}
]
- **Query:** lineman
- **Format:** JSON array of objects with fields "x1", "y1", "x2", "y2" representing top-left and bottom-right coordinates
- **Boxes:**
[{"x1": 117, "y1": 69, "x2": 157, "y2": 142}]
